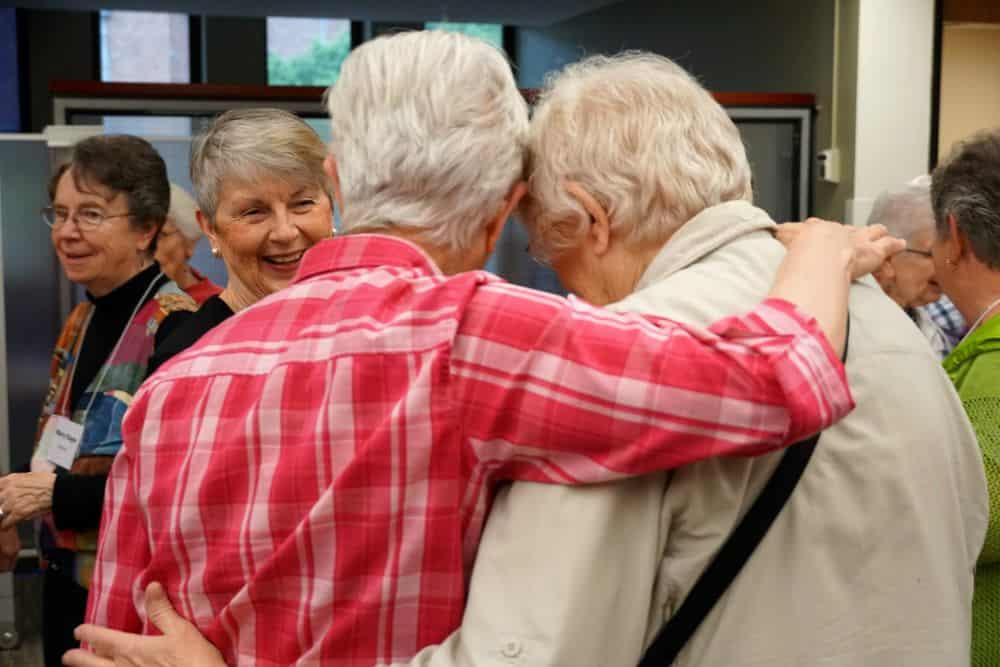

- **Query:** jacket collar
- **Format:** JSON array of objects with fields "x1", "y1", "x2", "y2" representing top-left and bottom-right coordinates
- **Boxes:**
[
  {"x1": 634, "y1": 201, "x2": 776, "y2": 291},
  {"x1": 294, "y1": 234, "x2": 445, "y2": 284}
]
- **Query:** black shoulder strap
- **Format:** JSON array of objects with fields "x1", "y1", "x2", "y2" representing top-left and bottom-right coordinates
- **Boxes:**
[{"x1": 639, "y1": 318, "x2": 850, "y2": 666}]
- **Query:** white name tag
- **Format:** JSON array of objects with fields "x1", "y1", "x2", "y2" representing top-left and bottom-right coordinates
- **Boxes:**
[{"x1": 41, "y1": 416, "x2": 84, "y2": 470}]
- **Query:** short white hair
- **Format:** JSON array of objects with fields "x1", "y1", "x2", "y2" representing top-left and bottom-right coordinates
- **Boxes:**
[
  {"x1": 867, "y1": 177, "x2": 934, "y2": 243},
  {"x1": 191, "y1": 108, "x2": 332, "y2": 221},
  {"x1": 168, "y1": 183, "x2": 200, "y2": 240},
  {"x1": 325, "y1": 30, "x2": 528, "y2": 251},
  {"x1": 523, "y1": 52, "x2": 752, "y2": 262}
]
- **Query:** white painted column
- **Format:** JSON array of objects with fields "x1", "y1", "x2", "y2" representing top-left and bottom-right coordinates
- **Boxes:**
[{"x1": 847, "y1": 0, "x2": 935, "y2": 225}]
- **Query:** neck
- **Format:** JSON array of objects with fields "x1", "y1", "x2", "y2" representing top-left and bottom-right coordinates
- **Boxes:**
[
  {"x1": 595, "y1": 243, "x2": 661, "y2": 306},
  {"x1": 948, "y1": 266, "x2": 1000, "y2": 328},
  {"x1": 172, "y1": 265, "x2": 199, "y2": 290},
  {"x1": 218, "y1": 283, "x2": 258, "y2": 313},
  {"x1": 384, "y1": 229, "x2": 480, "y2": 275},
  {"x1": 87, "y1": 259, "x2": 154, "y2": 298}
]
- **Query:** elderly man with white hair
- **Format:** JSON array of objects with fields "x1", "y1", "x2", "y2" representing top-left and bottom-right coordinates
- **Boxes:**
[
  {"x1": 154, "y1": 183, "x2": 221, "y2": 304},
  {"x1": 867, "y1": 177, "x2": 967, "y2": 356},
  {"x1": 70, "y1": 35, "x2": 898, "y2": 667}
]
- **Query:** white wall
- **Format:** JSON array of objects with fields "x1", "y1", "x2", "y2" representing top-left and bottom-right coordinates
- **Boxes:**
[
  {"x1": 847, "y1": 0, "x2": 935, "y2": 225},
  {"x1": 939, "y1": 24, "x2": 1000, "y2": 159}
]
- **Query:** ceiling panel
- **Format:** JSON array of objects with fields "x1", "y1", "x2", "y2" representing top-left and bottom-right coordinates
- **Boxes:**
[{"x1": 9, "y1": 0, "x2": 622, "y2": 26}]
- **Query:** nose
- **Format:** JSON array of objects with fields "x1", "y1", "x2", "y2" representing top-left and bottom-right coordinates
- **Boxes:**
[
  {"x1": 52, "y1": 218, "x2": 83, "y2": 242},
  {"x1": 269, "y1": 206, "x2": 300, "y2": 244}
]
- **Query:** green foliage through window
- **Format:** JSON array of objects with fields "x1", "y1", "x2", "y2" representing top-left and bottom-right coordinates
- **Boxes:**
[
  {"x1": 267, "y1": 21, "x2": 505, "y2": 87},
  {"x1": 425, "y1": 22, "x2": 503, "y2": 48},
  {"x1": 268, "y1": 29, "x2": 351, "y2": 87}
]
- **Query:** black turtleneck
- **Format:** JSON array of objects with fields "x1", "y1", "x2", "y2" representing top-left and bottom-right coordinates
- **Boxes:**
[{"x1": 51, "y1": 263, "x2": 166, "y2": 535}]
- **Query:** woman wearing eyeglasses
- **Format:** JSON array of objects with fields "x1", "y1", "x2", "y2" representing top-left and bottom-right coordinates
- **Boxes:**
[
  {"x1": 0, "y1": 135, "x2": 195, "y2": 667},
  {"x1": 866, "y1": 176, "x2": 956, "y2": 356}
]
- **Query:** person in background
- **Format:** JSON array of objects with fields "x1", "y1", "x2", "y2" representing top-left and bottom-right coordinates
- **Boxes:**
[
  {"x1": 930, "y1": 128, "x2": 1000, "y2": 666},
  {"x1": 154, "y1": 183, "x2": 222, "y2": 305},
  {"x1": 147, "y1": 108, "x2": 335, "y2": 376},
  {"x1": 867, "y1": 176, "x2": 960, "y2": 356},
  {"x1": 72, "y1": 32, "x2": 894, "y2": 667},
  {"x1": 0, "y1": 135, "x2": 195, "y2": 667}
]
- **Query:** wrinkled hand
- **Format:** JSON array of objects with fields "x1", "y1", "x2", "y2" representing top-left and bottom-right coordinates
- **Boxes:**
[
  {"x1": 63, "y1": 582, "x2": 225, "y2": 667},
  {"x1": 0, "y1": 527, "x2": 20, "y2": 572},
  {"x1": 0, "y1": 472, "x2": 56, "y2": 530},
  {"x1": 776, "y1": 220, "x2": 905, "y2": 280}
]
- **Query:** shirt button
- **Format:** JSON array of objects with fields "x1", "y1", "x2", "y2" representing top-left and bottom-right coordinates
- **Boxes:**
[{"x1": 501, "y1": 639, "x2": 522, "y2": 658}]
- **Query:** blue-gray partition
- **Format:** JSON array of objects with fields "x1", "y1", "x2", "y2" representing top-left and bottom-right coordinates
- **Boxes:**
[{"x1": 0, "y1": 135, "x2": 61, "y2": 656}]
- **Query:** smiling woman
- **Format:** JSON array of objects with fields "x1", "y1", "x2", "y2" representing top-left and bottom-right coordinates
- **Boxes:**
[
  {"x1": 0, "y1": 134, "x2": 197, "y2": 667},
  {"x1": 147, "y1": 108, "x2": 335, "y2": 376}
]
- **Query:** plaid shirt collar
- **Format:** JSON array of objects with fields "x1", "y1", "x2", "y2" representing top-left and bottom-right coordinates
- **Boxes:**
[{"x1": 295, "y1": 234, "x2": 445, "y2": 284}]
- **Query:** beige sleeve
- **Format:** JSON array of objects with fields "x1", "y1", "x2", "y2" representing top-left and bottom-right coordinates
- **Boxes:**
[{"x1": 404, "y1": 476, "x2": 666, "y2": 667}]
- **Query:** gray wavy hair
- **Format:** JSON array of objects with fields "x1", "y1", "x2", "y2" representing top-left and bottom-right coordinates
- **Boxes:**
[
  {"x1": 325, "y1": 30, "x2": 529, "y2": 251},
  {"x1": 523, "y1": 52, "x2": 752, "y2": 263},
  {"x1": 932, "y1": 129, "x2": 1000, "y2": 269},
  {"x1": 866, "y1": 176, "x2": 934, "y2": 243}
]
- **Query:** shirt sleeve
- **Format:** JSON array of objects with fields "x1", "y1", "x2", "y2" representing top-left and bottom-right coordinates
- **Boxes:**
[
  {"x1": 405, "y1": 478, "x2": 663, "y2": 667},
  {"x1": 450, "y1": 286, "x2": 853, "y2": 483},
  {"x1": 51, "y1": 473, "x2": 107, "y2": 532},
  {"x1": 85, "y1": 422, "x2": 150, "y2": 634}
]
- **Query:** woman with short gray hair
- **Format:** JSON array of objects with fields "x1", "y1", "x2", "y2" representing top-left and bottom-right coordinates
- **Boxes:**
[
  {"x1": 931, "y1": 128, "x2": 1000, "y2": 666},
  {"x1": 148, "y1": 108, "x2": 334, "y2": 375}
]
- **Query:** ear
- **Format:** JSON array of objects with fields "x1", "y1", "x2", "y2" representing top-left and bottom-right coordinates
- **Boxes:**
[
  {"x1": 324, "y1": 155, "x2": 345, "y2": 214},
  {"x1": 136, "y1": 221, "x2": 159, "y2": 253},
  {"x1": 196, "y1": 209, "x2": 220, "y2": 252},
  {"x1": 947, "y1": 213, "x2": 967, "y2": 264},
  {"x1": 483, "y1": 181, "x2": 527, "y2": 256},
  {"x1": 872, "y1": 255, "x2": 896, "y2": 288},
  {"x1": 563, "y1": 180, "x2": 611, "y2": 257}
]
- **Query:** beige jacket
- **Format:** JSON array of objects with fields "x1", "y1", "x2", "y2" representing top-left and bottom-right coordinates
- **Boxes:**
[{"x1": 409, "y1": 202, "x2": 988, "y2": 666}]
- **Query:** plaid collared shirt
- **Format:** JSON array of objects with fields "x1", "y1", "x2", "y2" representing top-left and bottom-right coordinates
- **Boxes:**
[
  {"x1": 88, "y1": 234, "x2": 852, "y2": 666},
  {"x1": 920, "y1": 296, "x2": 968, "y2": 354}
]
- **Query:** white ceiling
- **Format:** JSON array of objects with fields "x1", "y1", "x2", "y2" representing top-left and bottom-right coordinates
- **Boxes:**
[{"x1": 10, "y1": 0, "x2": 622, "y2": 26}]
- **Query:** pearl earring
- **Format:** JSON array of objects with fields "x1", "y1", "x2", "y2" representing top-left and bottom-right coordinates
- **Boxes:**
[{"x1": 211, "y1": 246, "x2": 220, "y2": 257}]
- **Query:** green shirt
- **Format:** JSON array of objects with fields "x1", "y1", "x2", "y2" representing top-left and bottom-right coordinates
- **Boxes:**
[{"x1": 944, "y1": 314, "x2": 1000, "y2": 665}]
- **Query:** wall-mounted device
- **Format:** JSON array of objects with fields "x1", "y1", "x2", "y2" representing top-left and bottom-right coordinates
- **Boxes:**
[{"x1": 817, "y1": 148, "x2": 841, "y2": 184}]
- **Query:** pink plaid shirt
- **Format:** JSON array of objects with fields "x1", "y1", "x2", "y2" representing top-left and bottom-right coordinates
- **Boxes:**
[{"x1": 88, "y1": 234, "x2": 852, "y2": 665}]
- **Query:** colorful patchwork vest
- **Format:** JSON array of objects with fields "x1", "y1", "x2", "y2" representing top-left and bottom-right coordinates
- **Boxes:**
[{"x1": 32, "y1": 281, "x2": 195, "y2": 589}]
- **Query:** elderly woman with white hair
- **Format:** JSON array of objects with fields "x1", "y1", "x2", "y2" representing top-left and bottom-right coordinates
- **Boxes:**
[
  {"x1": 148, "y1": 108, "x2": 334, "y2": 375},
  {"x1": 154, "y1": 183, "x2": 222, "y2": 305},
  {"x1": 867, "y1": 176, "x2": 966, "y2": 356}
]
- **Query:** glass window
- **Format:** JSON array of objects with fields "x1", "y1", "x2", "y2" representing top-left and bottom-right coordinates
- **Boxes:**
[
  {"x1": 100, "y1": 10, "x2": 190, "y2": 83},
  {"x1": 425, "y1": 22, "x2": 504, "y2": 49},
  {"x1": 267, "y1": 17, "x2": 352, "y2": 86}
]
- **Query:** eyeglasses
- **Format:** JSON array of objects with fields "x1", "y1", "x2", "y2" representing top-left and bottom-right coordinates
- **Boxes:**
[
  {"x1": 41, "y1": 206, "x2": 131, "y2": 230},
  {"x1": 902, "y1": 248, "x2": 933, "y2": 258}
]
